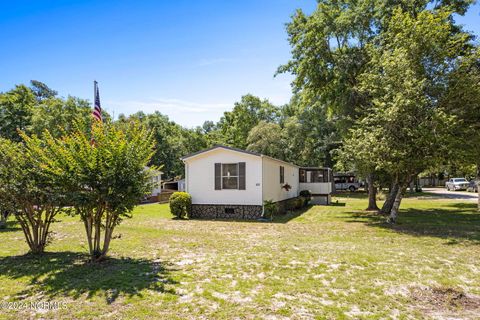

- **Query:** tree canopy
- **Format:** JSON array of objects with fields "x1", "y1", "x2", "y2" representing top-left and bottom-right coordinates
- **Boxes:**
[
  {"x1": 26, "y1": 122, "x2": 156, "y2": 261},
  {"x1": 279, "y1": 0, "x2": 479, "y2": 214}
]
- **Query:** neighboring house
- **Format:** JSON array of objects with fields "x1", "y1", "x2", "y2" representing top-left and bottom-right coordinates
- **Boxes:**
[
  {"x1": 181, "y1": 145, "x2": 333, "y2": 220},
  {"x1": 300, "y1": 167, "x2": 334, "y2": 202},
  {"x1": 163, "y1": 179, "x2": 186, "y2": 192},
  {"x1": 150, "y1": 169, "x2": 163, "y2": 196}
]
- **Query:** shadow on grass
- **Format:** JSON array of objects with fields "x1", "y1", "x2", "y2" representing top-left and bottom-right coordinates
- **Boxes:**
[
  {"x1": 273, "y1": 206, "x2": 312, "y2": 223},
  {"x1": 344, "y1": 202, "x2": 480, "y2": 243},
  {"x1": 329, "y1": 201, "x2": 346, "y2": 207},
  {"x1": 0, "y1": 220, "x2": 21, "y2": 232},
  {"x1": 0, "y1": 252, "x2": 178, "y2": 303},
  {"x1": 448, "y1": 202, "x2": 478, "y2": 210},
  {"x1": 333, "y1": 190, "x2": 430, "y2": 200},
  {"x1": 332, "y1": 191, "x2": 368, "y2": 199}
]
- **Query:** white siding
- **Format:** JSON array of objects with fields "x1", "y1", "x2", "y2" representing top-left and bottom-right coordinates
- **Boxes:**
[
  {"x1": 178, "y1": 179, "x2": 186, "y2": 192},
  {"x1": 185, "y1": 149, "x2": 263, "y2": 205},
  {"x1": 299, "y1": 182, "x2": 332, "y2": 195},
  {"x1": 150, "y1": 172, "x2": 162, "y2": 196},
  {"x1": 262, "y1": 157, "x2": 299, "y2": 202}
]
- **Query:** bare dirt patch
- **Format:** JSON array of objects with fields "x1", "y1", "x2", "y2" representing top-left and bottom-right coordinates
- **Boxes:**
[{"x1": 410, "y1": 286, "x2": 480, "y2": 318}]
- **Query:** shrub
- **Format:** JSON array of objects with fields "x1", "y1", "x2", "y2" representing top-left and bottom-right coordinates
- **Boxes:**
[
  {"x1": 286, "y1": 198, "x2": 298, "y2": 211},
  {"x1": 263, "y1": 200, "x2": 277, "y2": 219},
  {"x1": 170, "y1": 192, "x2": 192, "y2": 218},
  {"x1": 298, "y1": 196, "x2": 308, "y2": 208},
  {"x1": 295, "y1": 197, "x2": 304, "y2": 209},
  {"x1": 286, "y1": 196, "x2": 308, "y2": 211},
  {"x1": 299, "y1": 190, "x2": 312, "y2": 203}
]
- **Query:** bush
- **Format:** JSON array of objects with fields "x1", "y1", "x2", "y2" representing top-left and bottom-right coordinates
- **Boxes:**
[
  {"x1": 299, "y1": 190, "x2": 312, "y2": 201},
  {"x1": 298, "y1": 196, "x2": 308, "y2": 208},
  {"x1": 169, "y1": 192, "x2": 192, "y2": 218},
  {"x1": 299, "y1": 190, "x2": 312, "y2": 204},
  {"x1": 263, "y1": 200, "x2": 277, "y2": 219},
  {"x1": 295, "y1": 197, "x2": 304, "y2": 209},
  {"x1": 286, "y1": 198, "x2": 298, "y2": 211},
  {"x1": 286, "y1": 196, "x2": 309, "y2": 211}
]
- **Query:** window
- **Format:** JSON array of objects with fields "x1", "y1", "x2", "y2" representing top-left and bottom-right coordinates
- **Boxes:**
[
  {"x1": 280, "y1": 166, "x2": 285, "y2": 184},
  {"x1": 300, "y1": 169, "x2": 306, "y2": 183},
  {"x1": 225, "y1": 208, "x2": 235, "y2": 214},
  {"x1": 334, "y1": 176, "x2": 346, "y2": 184},
  {"x1": 310, "y1": 170, "x2": 324, "y2": 182},
  {"x1": 222, "y1": 163, "x2": 239, "y2": 189},
  {"x1": 215, "y1": 162, "x2": 245, "y2": 190},
  {"x1": 300, "y1": 169, "x2": 328, "y2": 183}
]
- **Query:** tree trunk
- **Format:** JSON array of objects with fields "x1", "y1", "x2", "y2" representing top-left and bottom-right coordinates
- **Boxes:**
[
  {"x1": 381, "y1": 182, "x2": 399, "y2": 215},
  {"x1": 388, "y1": 184, "x2": 404, "y2": 223},
  {"x1": 477, "y1": 164, "x2": 480, "y2": 212},
  {"x1": 0, "y1": 211, "x2": 6, "y2": 229},
  {"x1": 83, "y1": 205, "x2": 117, "y2": 262},
  {"x1": 15, "y1": 207, "x2": 57, "y2": 254},
  {"x1": 366, "y1": 173, "x2": 379, "y2": 211},
  {"x1": 477, "y1": 182, "x2": 479, "y2": 212}
]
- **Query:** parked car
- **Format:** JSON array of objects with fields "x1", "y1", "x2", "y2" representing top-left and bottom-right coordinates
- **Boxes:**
[
  {"x1": 467, "y1": 180, "x2": 479, "y2": 193},
  {"x1": 445, "y1": 178, "x2": 469, "y2": 191},
  {"x1": 334, "y1": 173, "x2": 362, "y2": 192}
]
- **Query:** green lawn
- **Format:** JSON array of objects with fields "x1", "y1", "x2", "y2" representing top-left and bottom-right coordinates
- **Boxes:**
[{"x1": 1, "y1": 194, "x2": 479, "y2": 319}]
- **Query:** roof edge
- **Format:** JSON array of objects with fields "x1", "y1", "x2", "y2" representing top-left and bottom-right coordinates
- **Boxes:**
[
  {"x1": 181, "y1": 145, "x2": 331, "y2": 170},
  {"x1": 180, "y1": 145, "x2": 261, "y2": 160}
]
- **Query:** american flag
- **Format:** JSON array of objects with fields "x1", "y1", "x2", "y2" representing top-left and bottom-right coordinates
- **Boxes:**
[{"x1": 92, "y1": 81, "x2": 102, "y2": 122}]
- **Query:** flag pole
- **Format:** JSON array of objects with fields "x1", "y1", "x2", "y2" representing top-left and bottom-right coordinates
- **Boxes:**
[
  {"x1": 94, "y1": 80, "x2": 97, "y2": 108},
  {"x1": 91, "y1": 80, "x2": 98, "y2": 146}
]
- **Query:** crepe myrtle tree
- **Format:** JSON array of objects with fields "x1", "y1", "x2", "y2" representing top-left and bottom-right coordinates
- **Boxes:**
[
  {"x1": 33, "y1": 122, "x2": 156, "y2": 261},
  {"x1": 0, "y1": 139, "x2": 18, "y2": 230},
  {"x1": 0, "y1": 137, "x2": 66, "y2": 252}
]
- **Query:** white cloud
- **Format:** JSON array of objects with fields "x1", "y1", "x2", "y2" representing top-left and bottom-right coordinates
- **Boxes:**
[
  {"x1": 106, "y1": 97, "x2": 230, "y2": 113},
  {"x1": 104, "y1": 98, "x2": 231, "y2": 128}
]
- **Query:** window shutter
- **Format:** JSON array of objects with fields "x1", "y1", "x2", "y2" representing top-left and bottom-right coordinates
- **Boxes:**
[
  {"x1": 215, "y1": 163, "x2": 221, "y2": 190},
  {"x1": 238, "y1": 162, "x2": 246, "y2": 190}
]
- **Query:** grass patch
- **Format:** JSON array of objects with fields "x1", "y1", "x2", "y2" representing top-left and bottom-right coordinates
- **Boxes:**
[{"x1": 0, "y1": 195, "x2": 479, "y2": 319}]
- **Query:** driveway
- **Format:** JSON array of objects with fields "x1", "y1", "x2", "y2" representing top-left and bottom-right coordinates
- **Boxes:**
[{"x1": 422, "y1": 187, "x2": 478, "y2": 202}]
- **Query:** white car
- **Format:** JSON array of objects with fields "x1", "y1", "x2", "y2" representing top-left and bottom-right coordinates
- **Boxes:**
[
  {"x1": 334, "y1": 174, "x2": 362, "y2": 192},
  {"x1": 445, "y1": 178, "x2": 469, "y2": 191}
]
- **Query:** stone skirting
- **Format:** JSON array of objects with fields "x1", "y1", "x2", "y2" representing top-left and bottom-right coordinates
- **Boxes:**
[{"x1": 191, "y1": 204, "x2": 263, "y2": 220}]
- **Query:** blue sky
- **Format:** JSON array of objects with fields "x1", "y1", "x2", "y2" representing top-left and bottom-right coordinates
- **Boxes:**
[{"x1": 1, "y1": 0, "x2": 479, "y2": 127}]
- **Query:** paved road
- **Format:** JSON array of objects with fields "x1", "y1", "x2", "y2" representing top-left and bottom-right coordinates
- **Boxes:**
[{"x1": 422, "y1": 187, "x2": 478, "y2": 202}]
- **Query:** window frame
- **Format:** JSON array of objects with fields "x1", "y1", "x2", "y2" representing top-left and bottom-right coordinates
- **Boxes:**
[
  {"x1": 300, "y1": 168, "x2": 329, "y2": 183},
  {"x1": 280, "y1": 166, "x2": 285, "y2": 184},
  {"x1": 221, "y1": 163, "x2": 239, "y2": 190}
]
